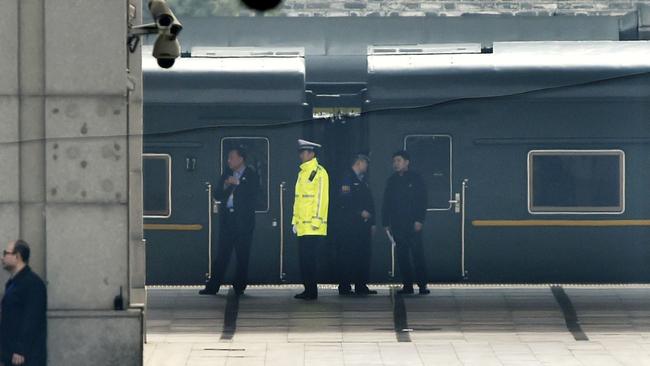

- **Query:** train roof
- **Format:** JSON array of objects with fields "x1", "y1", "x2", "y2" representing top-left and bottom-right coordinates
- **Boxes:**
[
  {"x1": 143, "y1": 47, "x2": 306, "y2": 105},
  {"x1": 367, "y1": 41, "x2": 650, "y2": 106}
]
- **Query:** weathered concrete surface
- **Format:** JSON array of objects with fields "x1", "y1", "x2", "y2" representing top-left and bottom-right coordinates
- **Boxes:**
[
  {"x1": 44, "y1": 1, "x2": 127, "y2": 95},
  {"x1": 46, "y1": 204, "x2": 128, "y2": 309},
  {"x1": 0, "y1": 0, "x2": 144, "y2": 364},
  {"x1": 0, "y1": 0, "x2": 18, "y2": 94},
  {"x1": 45, "y1": 97, "x2": 128, "y2": 204},
  {"x1": 49, "y1": 310, "x2": 143, "y2": 366}
]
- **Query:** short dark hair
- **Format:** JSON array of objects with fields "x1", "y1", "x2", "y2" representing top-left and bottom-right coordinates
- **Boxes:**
[
  {"x1": 13, "y1": 239, "x2": 30, "y2": 263},
  {"x1": 392, "y1": 150, "x2": 410, "y2": 161},
  {"x1": 229, "y1": 147, "x2": 247, "y2": 161},
  {"x1": 351, "y1": 153, "x2": 370, "y2": 166}
]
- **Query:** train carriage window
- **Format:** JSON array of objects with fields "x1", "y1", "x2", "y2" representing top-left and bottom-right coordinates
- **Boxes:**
[
  {"x1": 404, "y1": 135, "x2": 452, "y2": 210},
  {"x1": 143, "y1": 154, "x2": 172, "y2": 218},
  {"x1": 220, "y1": 137, "x2": 270, "y2": 213},
  {"x1": 528, "y1": 150, "x2": 625, "y2": 214}
]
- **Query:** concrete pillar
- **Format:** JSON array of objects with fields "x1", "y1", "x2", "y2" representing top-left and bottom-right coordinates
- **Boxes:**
[
  {"x1": 128, "y1": 0, "x2": 147, "y2": 310},
  {"x1": 0, "y1": 0, "x2": 20, "y2": 290},
  {"x1": 1, "y1": 0, "x2": 144, "y2": 364}
]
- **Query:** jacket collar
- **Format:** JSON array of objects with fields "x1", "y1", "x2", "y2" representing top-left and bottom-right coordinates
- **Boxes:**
[
  {"x1": 10, "y1": 265, "x2": 31, "y2": 282},
  {"x1": 351, "y1": 167, "x2": 364, "y2": 182},
  {"x1": 300, "y1": 158, "x2": 318, "y2": 172},
  {"x1": 228, "y1": 165, "x2": 247, "y2": 176}
]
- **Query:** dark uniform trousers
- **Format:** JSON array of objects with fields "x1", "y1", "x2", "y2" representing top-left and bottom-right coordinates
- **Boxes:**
[
  {"x1": 333, "y1": 169, "x2": 375, "y2": 291},
  {"x1": 337, "y1": 226, "x2": 372, "y2": 289},
  {"x1": 207, "y1": 209, "x2": 254, "y2": 293},
  {"x1": 298, "y1": 235, "x2": 322, "y2": 295},
  {"x1": 393, "y1": 228, "x2": 428, "y2": 288},
  {"x1": 382, "y1": 170, "x2": 429, "y2": 289}
]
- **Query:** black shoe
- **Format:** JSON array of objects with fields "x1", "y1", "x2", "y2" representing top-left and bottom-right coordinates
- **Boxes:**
[
  {"x1": 294, "y1": 292, "x2": 318, "y2": 300},
  {"x1": 396, "y1": 287, "x2": 414, "y2": 295},
  {"x1": 234, "y1": 288, "x2": 245, "y2": 296},
  {"x1": 419, "y1": 287, "x2": 430, "y2": 295},
  {"x1": 355, "y1": 286, "x2": 377, "y2": 295},
  {"x1": 199, "y1": 287, "x2": 219, "y2": 295}
]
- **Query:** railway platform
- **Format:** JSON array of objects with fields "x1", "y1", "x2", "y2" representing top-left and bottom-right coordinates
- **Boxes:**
[{"x1": 144, "y1": 285, "x2": 650, "y2": 366}]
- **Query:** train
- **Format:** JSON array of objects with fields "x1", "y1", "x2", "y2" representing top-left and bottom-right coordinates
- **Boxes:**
[{"x1": 143, "y1": 40, "x2": 650, "y2": 285}]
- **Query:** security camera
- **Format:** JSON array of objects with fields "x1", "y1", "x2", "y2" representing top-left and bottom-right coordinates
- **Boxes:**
[
  {"x1": 148, "y1": 0, "x2": 183, "y2": 37},
  {"x1": 152, "y1": 34, "x2": 180, "y2": 69},
  {"x1": 128, "y1": 0, "x2": 183, "y2": 68},
  {"x1": 149, "y1": 0, "x2": 182, "y2": 69}
]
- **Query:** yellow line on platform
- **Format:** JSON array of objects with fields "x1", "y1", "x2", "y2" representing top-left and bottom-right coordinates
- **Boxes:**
[
  {"x1": 144, "y1": 224, "x2": 203, "y2": 231},
  {"x1": 473, "y1": 220, "x2": 650, "y2": 227}
]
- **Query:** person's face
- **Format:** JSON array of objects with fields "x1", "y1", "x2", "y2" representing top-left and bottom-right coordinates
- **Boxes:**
[
  {"x1": 299, "y1": 150, "x2": 315, "y2": 163},
  {"x1": 392, "y1": 156, "x2": 409, "y2": 173},
  {"x1": 227, "y1": 150, "x2": 244, "y2": 171},
  {"x1": 355, "y1": 160, "x2": 369, "y2": 174},
  {"x1": 1, "y1": 242, "x2": 18, "y2": 272}
]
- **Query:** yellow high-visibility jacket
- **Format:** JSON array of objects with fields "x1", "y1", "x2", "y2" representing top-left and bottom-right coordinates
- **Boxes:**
[{"x1": 292, "y1": 158, "x2": 329, "y2": 236}]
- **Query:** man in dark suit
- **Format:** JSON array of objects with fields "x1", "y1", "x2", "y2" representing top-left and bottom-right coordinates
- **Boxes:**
[
  {"x1": 382, "y1": 150, "x2": 430, "y2": 295},
  {"x1": 333, "y1": 154, "x2": 377, "y2": 296},
  {"x1": 200, "y1": 147, "x2": 260, "y2": 296},
  {"x1": 1, "y1": 240, "x2": 47, "y2": 366}
]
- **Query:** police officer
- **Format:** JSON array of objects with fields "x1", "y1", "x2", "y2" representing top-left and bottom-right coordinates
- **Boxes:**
[
  {"x1": 382, "y1": 150, "x2": 430, "y2": 295},
  {"x1": 292, "y1": 139, "x2": 329, "y2": 300},
  {"x1": 200, "y1": 147, "x2": 259, "y2": 296},
  {"x1": 334, "y1": 154, "x2": 377, "y2": 296}
]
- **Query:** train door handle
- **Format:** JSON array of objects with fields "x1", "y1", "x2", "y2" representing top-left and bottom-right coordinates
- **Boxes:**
[
  {"x1": 449, "y1": 192, "x2": 461, "y2": 213},
  {"x1": 212, "y1": 200, "x2": 221, "y2": 214}
]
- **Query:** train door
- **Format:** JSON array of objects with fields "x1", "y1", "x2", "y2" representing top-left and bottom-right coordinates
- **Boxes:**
[
  {"x1": 211, "y1": 126, "x2": 303, "y2": 285},
  {"x1": 144, "y1": 150, "x2": 211, "y2": 285},
  {"x1": 402, "y1": 134, "x2": 466, "y2": 281},
  {"x1": 368, "y1": 124, "x2": 465, "y2": 283}
]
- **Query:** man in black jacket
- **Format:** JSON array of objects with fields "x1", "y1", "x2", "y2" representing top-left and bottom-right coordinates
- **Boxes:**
[
  {"x1": 382, "y1": 150, "x2": 430, "y2": 295},
  {"x1": 333, "y1": 154, "x2": 377, "y2": 296},
  {"x1": 200, "y1": 147, "x2": 260, "y2": 296},
  {"x1": 1, "y1": 240, "x2": 47, "y2": 366}
]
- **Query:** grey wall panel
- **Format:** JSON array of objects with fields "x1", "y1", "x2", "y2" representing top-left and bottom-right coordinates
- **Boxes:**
[
  {"x1": 46, "y1": 204, "x2": 128, "y2": 309},
  {"x1": 0, "y1": 204, "x2": 19, "y2": 288},
  {"x1": 0, "y1": 0, "x2": 18, "y2": 95},
  {"x1": 49, "y1": 311, "x2": 142, "y2": 366},
  {"x1": 44, "y1": 0, "x2": 127, "y2": 95},
  {"x1": 45, "y1": 97, "x2": 127, "y2": 203}
]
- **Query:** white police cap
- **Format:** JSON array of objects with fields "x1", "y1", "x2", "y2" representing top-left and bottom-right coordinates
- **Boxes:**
[{"x1": 297, "y1": 139, "x2": 322, "y2": 151}]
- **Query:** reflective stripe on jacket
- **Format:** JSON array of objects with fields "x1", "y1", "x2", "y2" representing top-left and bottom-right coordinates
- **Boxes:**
[{"x1": 292, "y1": 158, "x2": 329, "y2": 236}]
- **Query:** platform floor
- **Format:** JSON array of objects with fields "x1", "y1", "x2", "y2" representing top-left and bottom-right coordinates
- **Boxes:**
[{"x1": 144, "y1": 285, "x2": 650, "y2": 366}]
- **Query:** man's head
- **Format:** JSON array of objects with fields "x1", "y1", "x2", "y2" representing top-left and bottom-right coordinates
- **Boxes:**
[
  {"x1": 297, "y1": 139, "x2": 320, "y2": 163},
  {"x1": 2, "y1": 240, "x2": 29, "y2": 274},
  {"x1": 299, "y1": 149, "x2": 316, "y2": 163},
  {"x1": 227, "y1": 148, "x2": 246, "y2": 171},
  {"x1": 392, "y1": 150, "x2": 410, "y2": 174},
  {"x1": 352, "y1": 154, "x2": 370, "y2": 175}
]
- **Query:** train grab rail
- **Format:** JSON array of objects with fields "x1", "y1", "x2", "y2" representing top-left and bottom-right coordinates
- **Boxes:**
[
  {"x1": 450, "y1": 178, "x2": 469, "y2": 280},
  {"x1": 279, "y1": 181, "x2": 287, "y2": 281},
  {"x1": 205, "y1": 182, "x2": 213, "y2": 280}
]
